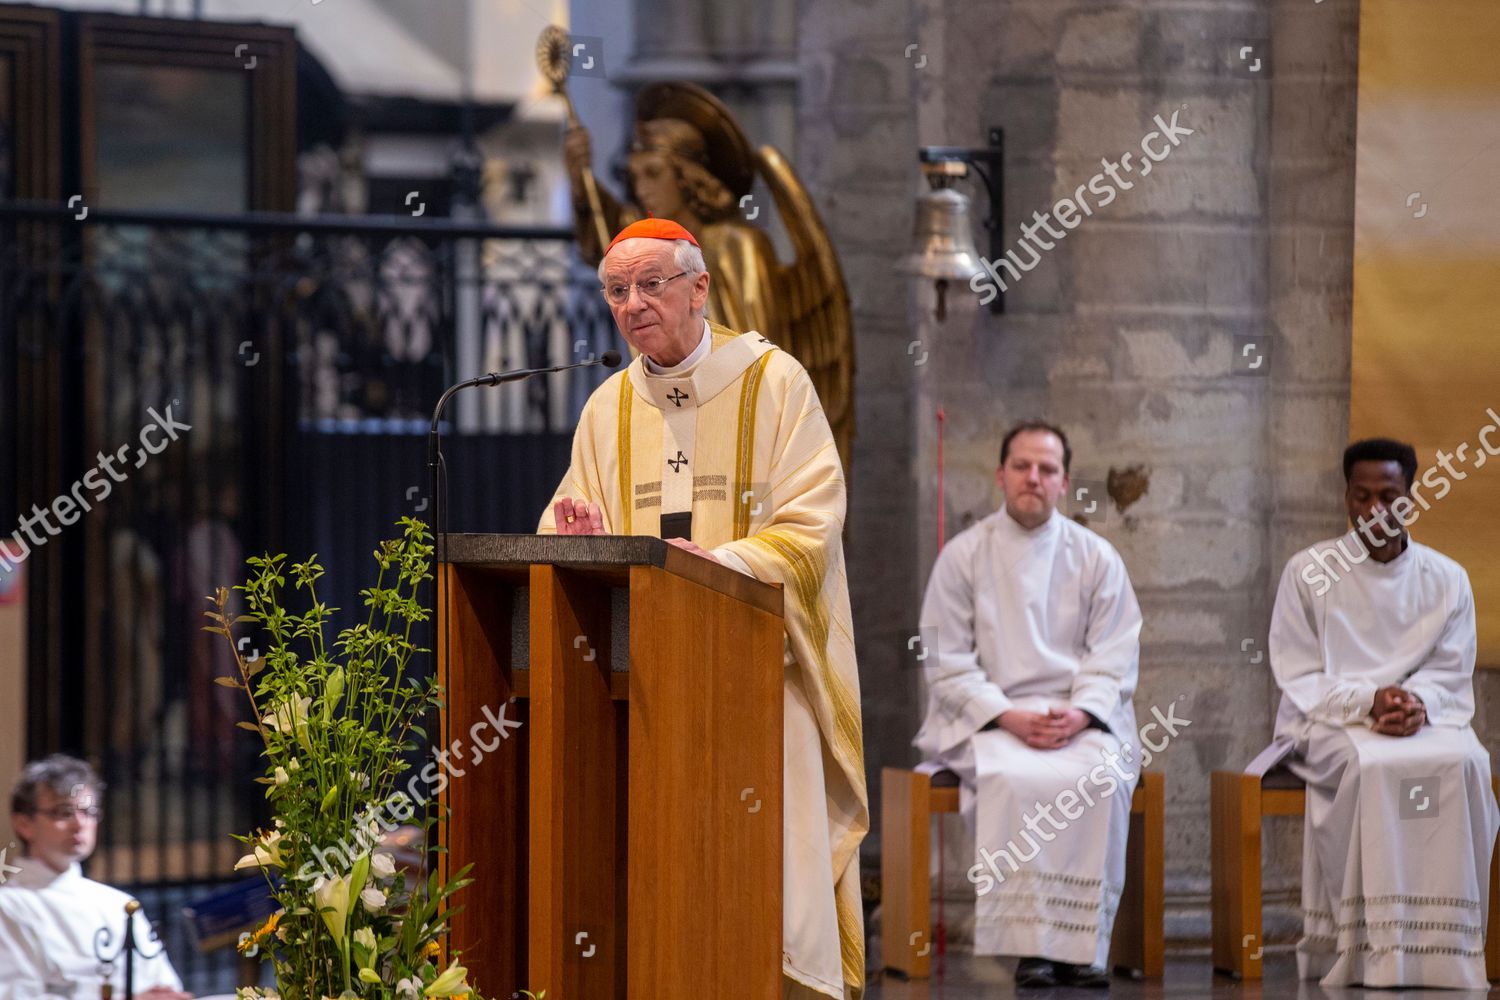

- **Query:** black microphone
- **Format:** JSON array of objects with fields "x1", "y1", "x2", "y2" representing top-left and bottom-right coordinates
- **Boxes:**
[
  {"x1": 429, "y1": 349, "x2": 621, "y2": 449},
  {"x1": 462, "y1": 348, "x2": 623, "y2": 390},
  {"x1": 427, "y1": 348, "x2": 623, "y2": 544}
]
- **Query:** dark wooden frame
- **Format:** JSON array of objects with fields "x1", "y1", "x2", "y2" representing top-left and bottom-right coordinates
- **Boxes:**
[
  {"x1": 0, "y1": 4, "x2": 62, "y2": 202},
  {"x1": 76, "y1": 11, "x2": 297, "y2": 213},
  {"x1": 0, "y1": 3, "x2": 64, "y2": 753}
]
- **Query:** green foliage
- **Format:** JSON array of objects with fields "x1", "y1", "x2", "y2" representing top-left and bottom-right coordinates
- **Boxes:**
[{"x1": 207, "y1": 518, "x2": 487, "y2": 999}]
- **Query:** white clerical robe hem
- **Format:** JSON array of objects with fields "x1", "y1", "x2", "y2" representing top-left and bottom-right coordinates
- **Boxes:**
[
  {"x1": 915, "y1": 507, "x2": 1142, "y2": 968},
  {"x1": 1269, "y1": 537, "x2": 1498, "y2": 989}
]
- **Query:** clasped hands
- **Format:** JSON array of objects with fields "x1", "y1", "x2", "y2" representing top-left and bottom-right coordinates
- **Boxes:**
[
  {"x1": 996, "y1": 706, "x2": 1090, "y2": 750},
  {"x1": 1370, "y1": 685, "x2": 1425, "y2": 737},
  {"x1": 551, "y1": 497, "x2": 719, "y2": 563}
]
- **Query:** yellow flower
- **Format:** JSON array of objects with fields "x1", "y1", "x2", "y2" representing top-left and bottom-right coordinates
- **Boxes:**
[
  {"x1": 422, "y1": 940, "x2": 441, "y2": 960},
  {"x1": 236, "y1": 911, "x2": 282, "y2": 954}
]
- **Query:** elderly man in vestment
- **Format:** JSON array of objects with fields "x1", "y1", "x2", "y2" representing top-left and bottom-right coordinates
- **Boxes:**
[
  {"x1": 914, "y1": 422, "x2": 1141, "y2": 988},
  {"x1": 537, "y1": 217, "x2": 867, "y2": 999},
  {"x1": 562, "y1": 81, "x2": 857, "y2": 474},
  {"x1": 1268, "y1": 437, "x2": 1500, "y2": 989},
  {"x1": 0, "y1": 755, "x2": 192, "y2": 999}
]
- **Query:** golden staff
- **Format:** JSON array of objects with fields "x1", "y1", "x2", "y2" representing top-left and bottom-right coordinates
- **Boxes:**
[{"x1": 537, "y1": 25, "x2": 611, "y2": 252}]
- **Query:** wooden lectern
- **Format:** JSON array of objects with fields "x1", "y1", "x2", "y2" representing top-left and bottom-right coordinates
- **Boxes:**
[{"x1": 436, "y1": 534, "x2": 785, "y2": 997}]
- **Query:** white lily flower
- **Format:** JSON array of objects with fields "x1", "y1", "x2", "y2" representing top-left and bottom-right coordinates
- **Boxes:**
[
  {"x1": 233, "y1": 830, "x2": 284, "y2": 871},
  {"x1": 424, "y1": 961, "x2": 471, "y2": 996},
  {"x1": 313, "y1": 872, "x2": 353, "y2": 943},
  {"x1": 261, "y1": 695, "x2": 313, "y2": 751}
]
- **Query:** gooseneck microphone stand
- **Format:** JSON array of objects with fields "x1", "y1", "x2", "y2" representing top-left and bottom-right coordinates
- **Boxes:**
[
  {"x1": 422, "y1": 347, "x2": 621, "y2": 837},
  {"x1": 425, "y1": 349, "x2": 622, "y2": 564}
]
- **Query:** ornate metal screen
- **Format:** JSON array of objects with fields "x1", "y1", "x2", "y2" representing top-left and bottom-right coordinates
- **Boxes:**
[{"x1": 0, "y1": 201, "x2": 616, "y2": 990}]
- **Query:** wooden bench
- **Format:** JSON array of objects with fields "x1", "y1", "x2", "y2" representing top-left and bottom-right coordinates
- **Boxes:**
[
  {"x1": 1210, "y1": 769, "x2": 1500, "y2": 980},
  {"x1": 881, "y1": 767, "x2": 1165, "y2": 978}
]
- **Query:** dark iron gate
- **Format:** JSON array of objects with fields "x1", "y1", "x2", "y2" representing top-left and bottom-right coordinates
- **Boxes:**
[{"x1": 0, "y1": 201, "x2": 616, "y2": 991}]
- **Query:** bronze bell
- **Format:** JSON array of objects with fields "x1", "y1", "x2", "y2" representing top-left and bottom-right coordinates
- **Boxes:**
[{"x1": 899, "y1": 161, "x2": 985, "y2": 321}]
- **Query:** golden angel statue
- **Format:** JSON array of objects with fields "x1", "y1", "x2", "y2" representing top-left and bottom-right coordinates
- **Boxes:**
[{"x1": 562, "y1": 81, "x2": 856, "y2": 473}]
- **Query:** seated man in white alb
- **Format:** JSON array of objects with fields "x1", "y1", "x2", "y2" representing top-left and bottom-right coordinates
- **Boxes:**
[
  {"x1": 914, "y1": 421, "x2": 1141, "y2": 988},
  {"x1": 1269, "y1": 437, "x2": 1500, "y2": 989},
  {"x1": 0, "y1": 755, "x2": 192, "y2": 999}
]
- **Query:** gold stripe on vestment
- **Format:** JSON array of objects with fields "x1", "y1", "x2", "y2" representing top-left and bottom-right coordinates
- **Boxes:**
[
  {"x1": 744, "y1": 529, "x2": 864, "y2": 771},
  {"x1": 733, "y1": 353, "x2": 774, "y2": 539},
  {"x1": 616, "y1": 379, "x2": 634, "y2": 535}
]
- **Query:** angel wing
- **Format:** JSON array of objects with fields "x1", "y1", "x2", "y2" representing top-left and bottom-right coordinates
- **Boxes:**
[{"x1": 756, "y1": 145, "x2": 856, "y2": 477}]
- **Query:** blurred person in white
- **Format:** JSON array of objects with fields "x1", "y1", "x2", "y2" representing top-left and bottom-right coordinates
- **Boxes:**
[
  {"x1": 0, "y1": 754, "x2": 191, "y2": 999},
  {"x1": 913, "y1": 422, "x2": 1141, "y2": 989},
  {"x1": 1268, "y1": 437, "x2": 1500, "y2": 989}
]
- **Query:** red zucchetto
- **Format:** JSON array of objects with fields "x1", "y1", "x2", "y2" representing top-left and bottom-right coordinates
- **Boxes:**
[{"x1": 604, "y1": 218, "x2": 701, "y2": 255}]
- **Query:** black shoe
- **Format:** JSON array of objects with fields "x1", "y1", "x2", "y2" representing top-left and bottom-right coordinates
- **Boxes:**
[
  {"x1": 1055, "y1": 961, "x2": 1110, "y2": 988},
  {"x1": 1015, "y1": 957, "x2": 1060, "y2": 987}
]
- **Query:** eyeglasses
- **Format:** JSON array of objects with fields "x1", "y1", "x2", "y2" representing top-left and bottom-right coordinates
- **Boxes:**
[
  {"x1": 601, "y1": 271, "x2": 689, "y2": 305},
  {"x1": 32, "y1": 804, "x2": 102, "y2": 822}
]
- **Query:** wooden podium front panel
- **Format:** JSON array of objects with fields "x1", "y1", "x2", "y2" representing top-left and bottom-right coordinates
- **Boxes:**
[
  {"x1": 528, "y1": 565, "x2": 623, "y2": 997},
  {"x1": 625, "y1": 564, "x2": 784, "y2": 995},
  {"x1": 439, "y1": 566, "x2": 527, "y2": 992}
]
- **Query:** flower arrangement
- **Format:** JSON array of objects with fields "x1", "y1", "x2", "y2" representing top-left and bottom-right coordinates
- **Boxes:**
[{"x1": 206, "y1": 518, "x2": 517, "y2": 999}]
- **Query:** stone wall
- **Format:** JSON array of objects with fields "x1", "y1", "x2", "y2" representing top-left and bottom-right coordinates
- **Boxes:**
[
  {"x1": 797, "y1": 0, "x2": 1498, "y2": 949},
  {"x1": 795, "y1": 0, "x2": 924, "y2": 863}
]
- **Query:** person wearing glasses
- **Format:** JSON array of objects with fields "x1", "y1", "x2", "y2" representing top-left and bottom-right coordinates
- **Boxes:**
[
  {"x1": 0, "y1": 754, "x2": 192, "y2": 999},
  {"x1": 538, "y1": 217, "x2": 866, "y2": 1000}
]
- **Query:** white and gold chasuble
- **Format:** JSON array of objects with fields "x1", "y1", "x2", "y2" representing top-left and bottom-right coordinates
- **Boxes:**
[{"x1": 539, "y1": 323, "x2": 868, "y2": 999}]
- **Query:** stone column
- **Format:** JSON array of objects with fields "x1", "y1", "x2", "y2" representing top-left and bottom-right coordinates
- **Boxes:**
[{"x1": 795, "y1": 0, "x2": 924, "y2": 851}]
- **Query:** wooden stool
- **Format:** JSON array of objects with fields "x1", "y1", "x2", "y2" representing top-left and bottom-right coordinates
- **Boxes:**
[
  {"x1": 1210, "y1": 769, "x2": 1500, "y2": 980},
  {"x1": 881, "y1": 767, "x2": 1165, "y2": 978}
]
